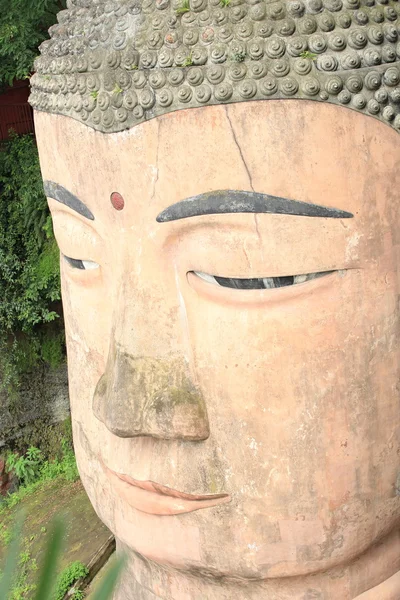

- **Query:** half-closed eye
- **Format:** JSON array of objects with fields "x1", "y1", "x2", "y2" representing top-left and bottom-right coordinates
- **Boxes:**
[
  {"x1": 64, "y1": 255, "x2": 99, "y2": 270},
  {"x1": 192, "y1": 271, "x2": 334, "y2": 289}
]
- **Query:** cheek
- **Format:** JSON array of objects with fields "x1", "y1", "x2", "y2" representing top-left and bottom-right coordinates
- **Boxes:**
[
  {"x1": 185, "y1": 265, "x2": 396, "y2": 380},
  {"x1": 73, "y1": 419, "x2": 117, "y2": 533},
  {"x1": 61, "y1": 264, "x2": 112, "y2": 365},
  {"x1": 69, "y1": 362, "x2": 119, "y2": 533},
  {"x1": 181, "y1": 267, "x2": 399, "y2": 489},
  {"x1": 61, "y1": 269, "x2": 112, "y2": 435}
]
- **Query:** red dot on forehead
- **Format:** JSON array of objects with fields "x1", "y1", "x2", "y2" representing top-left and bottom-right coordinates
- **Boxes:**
[{"x1": 110, "y1": 191, "x2": 124, "y2": 211}]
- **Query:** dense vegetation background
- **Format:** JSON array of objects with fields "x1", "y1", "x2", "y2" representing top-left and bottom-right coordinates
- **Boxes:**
[
  {"x1": 0, "y1": 0, "x2": 67, "y2": 391},
  {"x1": 0, "y1": 0, "x2": 66, "y2": 86},
  {"x1": 0, "y1": 135, "x2": 64, "y2": 392}
]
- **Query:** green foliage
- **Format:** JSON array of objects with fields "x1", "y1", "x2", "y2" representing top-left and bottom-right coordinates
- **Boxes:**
[
  {"x1": 299, "y1": 50, "x2": 317, "y2": 61},
  {"x1": 0, "y1": 0, "x2": 66, "y2": 86},
  {"x1": 12, "y1": 417, "x2": 73, "y2": 464},
  {"x1": 6, "y1": 447, "x2": 43, "y2": 487},
  {"x1": 0, "y1": 528, "x2": 12, "y2": 546},
  {"x1": 0, "y1": 519, "x2": 125, "y2": 600},
  {"x1": 176, "y1": 0, "x2": 190, "y2": 14},
  {"x1": 0, "y1": 133, "x2": 60, "y2": 319},
  {"x1": 1, "y1": 439, "x2": 79, "y2": 514},
  {"x1": 18, "y1": 551, "x2": 30, "y2": 566},
  {"x1": 0, "y1": 133, "x2": 64, "y2": 391},
  {"x1": 54, "y1": 561, "x2": 88, "y2": 600},
  {"x1": 41, "y1": 330, "x2": 65, "y2": 368},
  {"x1": 39, "y1": 439, "x2": 79, "y2": 482},
  {"x1": 180, "y1": 52, "x2": 193, "y2": 67}
]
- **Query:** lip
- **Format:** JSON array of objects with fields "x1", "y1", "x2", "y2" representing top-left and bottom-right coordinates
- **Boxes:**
[{"x1": 102, "y1": 462, "x2": 231, "y2": 516}]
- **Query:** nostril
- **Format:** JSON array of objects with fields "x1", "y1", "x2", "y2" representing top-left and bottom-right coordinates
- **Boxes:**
[
  {"x1": 92, "y1": 352, "x2": 210, "y2": 441},
  {"x1": 92, "y1": 372, "x2": 145, "y2": 437}
]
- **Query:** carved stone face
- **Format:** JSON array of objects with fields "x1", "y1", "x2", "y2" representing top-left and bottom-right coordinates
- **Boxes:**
[{"x1": 35, "y1": 100, "x2": 400, "y2": 597}]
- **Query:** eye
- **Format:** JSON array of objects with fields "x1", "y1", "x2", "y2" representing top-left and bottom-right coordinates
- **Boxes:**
[
  {"x1": 192, "y1": 271, "x2": 334, "y2": 289},
  {"x1": 64, "y1": 255, "x2": 99, "y2": 270}
]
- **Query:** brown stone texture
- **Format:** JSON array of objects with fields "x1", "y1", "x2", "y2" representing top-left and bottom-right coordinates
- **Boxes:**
[{"x1": 34, "y1": 99, "x2": 400, "y2": 599}]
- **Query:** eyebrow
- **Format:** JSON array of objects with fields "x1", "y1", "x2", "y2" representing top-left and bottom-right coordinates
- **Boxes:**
[
  {"x1": 43, "y1": 181, "x2": 94, "y2": 221},
  {"x1": 156, "y1": 190, "x2": 353, "y2": 223}
]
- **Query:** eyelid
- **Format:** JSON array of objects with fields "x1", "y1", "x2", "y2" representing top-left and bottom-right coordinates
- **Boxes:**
[
  {"x1": 63, "y1": 255, "x2": 100, "y2": 270},
  {"x1": 162, "y1": 216, "x2": 359, "y2": 280},
  {"x1": 187, "y1": 270, "x2": 342, "y2": 308},
  {"x1": 62, "y1": 256, "x2": 102, "y2": 286},
  {"x1": 160, "y1": 216, "x2": 255, "y2": 247},
  {"x1": 51, "y1": 209, "x2": 103, "y2": 258},
  {"x1": 49, "y1": 206, "x2": 102, "y2": 240},
  {"x1": 194, "y1": 271, "x2": 335, "y2": 289}
]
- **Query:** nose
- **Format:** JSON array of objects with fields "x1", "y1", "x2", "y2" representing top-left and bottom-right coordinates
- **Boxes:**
[{"x1": 92, "y1": 342, "x2": 210, "y2": 441}]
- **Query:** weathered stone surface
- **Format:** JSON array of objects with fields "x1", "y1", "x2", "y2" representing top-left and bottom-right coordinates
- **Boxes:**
[
  {"x1": 29, "y1": 0, "x2": 400, "y2": 132},
  {"x1": 0, "y1": 363, "x2": 70, "y2": 448},
  {"x1": 34, "y1": 100, "x2": 400, "y2": 598},
  {"x1": 0, "y1": 457, "x2": 17, "y2": 496}
]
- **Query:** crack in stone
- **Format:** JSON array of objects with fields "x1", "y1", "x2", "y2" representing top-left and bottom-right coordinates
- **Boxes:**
[
  {"x1": 242, "y1": 243, "x2": 252, "y2": 269},
  {"x1": 224, "y1": 106, "x2": 254, "y2": 192},
  {"x1": 254, "y1": 214, "x2": 262, "y2": 244},
  {"x1": 224, "y1": 106, "x2": 263, "y2": 250}
]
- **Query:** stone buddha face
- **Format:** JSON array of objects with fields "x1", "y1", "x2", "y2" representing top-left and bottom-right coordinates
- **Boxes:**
[{"x1": 35, "y1": 99, "x2": 400, "y2": 599}]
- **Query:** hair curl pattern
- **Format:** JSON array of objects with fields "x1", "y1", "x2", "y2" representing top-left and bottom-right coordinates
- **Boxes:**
[{"x1": 29, "y1": 0, "x2": 400, "y2": 132}]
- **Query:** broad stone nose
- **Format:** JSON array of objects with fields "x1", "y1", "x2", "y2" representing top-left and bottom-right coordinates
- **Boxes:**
[{"x1": 92, "y1": 344, "x2": 209, "y2": 441}]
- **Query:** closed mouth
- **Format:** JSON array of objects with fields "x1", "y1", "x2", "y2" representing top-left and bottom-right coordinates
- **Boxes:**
[{"x1": 102, "y1": 461, "x2": 231, "y2": 515}]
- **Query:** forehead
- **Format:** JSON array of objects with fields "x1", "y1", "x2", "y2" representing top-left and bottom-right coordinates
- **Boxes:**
[{"x1": 35, "y1": 100, "x2": 399, "y2": 221}]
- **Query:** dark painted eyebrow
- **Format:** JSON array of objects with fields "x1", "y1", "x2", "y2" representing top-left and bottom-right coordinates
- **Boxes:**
[
  {"x1": 43, "y1": 181, "x2": 94, "y2": 221},
  {"x1": 156, "y1": 190, "x2": 353, "y2": 223}
]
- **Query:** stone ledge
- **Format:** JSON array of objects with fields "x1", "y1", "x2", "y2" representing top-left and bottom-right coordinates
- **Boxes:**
[{"x1": 64, "y1": 534, "x2": 116, "y2": 599}]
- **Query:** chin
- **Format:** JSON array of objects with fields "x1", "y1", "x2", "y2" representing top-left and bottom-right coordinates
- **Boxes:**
[{"x1": 109, "y1": 510, "x2": 399, "y2": 583}]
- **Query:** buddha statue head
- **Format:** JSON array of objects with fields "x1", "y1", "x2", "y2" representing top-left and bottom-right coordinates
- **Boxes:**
[{"x1": 30, "y1": 0, "x2": 400, "y2": 598}]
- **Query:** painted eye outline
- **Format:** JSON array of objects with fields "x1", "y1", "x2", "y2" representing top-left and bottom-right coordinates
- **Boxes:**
[
  {"x1": 63, "y1": 255, "x2": 100, "y2": 271},
  {"x1": 191, "y1": 270, "x2": 335, "y2": 290},
  {"x1": 187, "y1": 269, "x2": 343, "y2": 305}
]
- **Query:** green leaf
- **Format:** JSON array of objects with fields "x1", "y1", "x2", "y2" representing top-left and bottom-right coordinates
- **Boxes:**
[
  {"x1": 91, "y1": 555, "x2": 126, "y2": 600},
  {"x1": 33, "y1": 519, "x2": 65, "y2": 600},
  {"x1": 0, "y1": 513, "x2": 24, "y2": 599}
]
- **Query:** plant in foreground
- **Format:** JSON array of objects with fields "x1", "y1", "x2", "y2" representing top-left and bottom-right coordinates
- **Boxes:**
[
  {"x1": 54, "y1": 561, "x2": 88, "y2": 600},
  {"x1": 0, "y1": 517, "x2": 125, "y2": 600}
]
